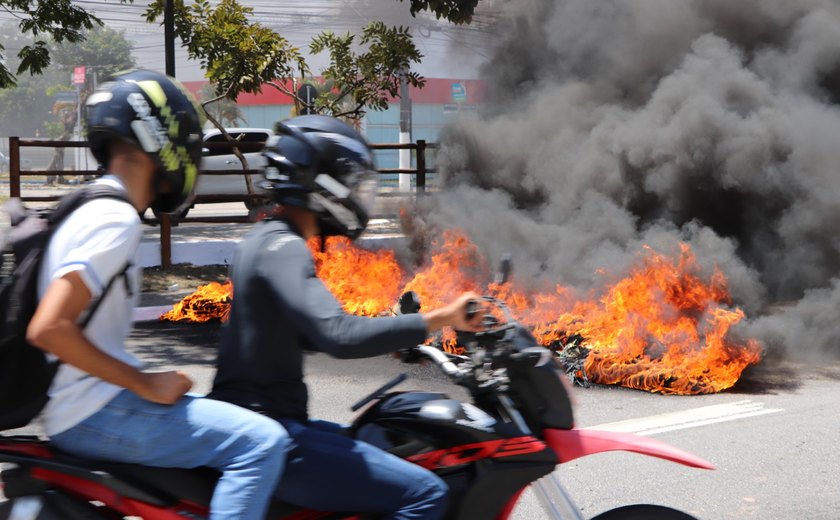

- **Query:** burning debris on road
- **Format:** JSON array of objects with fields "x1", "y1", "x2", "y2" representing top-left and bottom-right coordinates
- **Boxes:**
[
  {"x1": 160, "y1": 281, "x2": 232, "y2": 323},
  {"x1": 162, "y1": 233, "x2": 761, "y2": 395}
]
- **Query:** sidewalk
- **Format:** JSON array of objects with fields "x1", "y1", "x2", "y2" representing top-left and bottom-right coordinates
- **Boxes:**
[
  {"x1": 137, "y1": 217, "x2": 405, "y2": 267},
  {"x1": 134, "y1": 217, "x2": 406, "y2": 320},
  {"x1": 10, "y1": 182, "x2": 411, "y2": 266}
]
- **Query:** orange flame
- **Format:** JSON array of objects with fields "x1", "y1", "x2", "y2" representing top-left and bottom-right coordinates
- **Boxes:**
[
  {"x1": 507, "y1": 244, "x2": 763, "y2": 394},
  {"x1": 162, "y1": 231, "x2": 761, "y2": 394},
  {"x1": 310, "y1": 237, "x2": 403, "y2": 316},
  {"x1": 160, "y1": 281, "x2": 233, "y2": 323}
]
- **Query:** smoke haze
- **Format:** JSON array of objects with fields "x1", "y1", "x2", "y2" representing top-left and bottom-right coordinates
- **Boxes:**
[{"x1": 412, "y1": 0, "x2": 840, "y2": 361}]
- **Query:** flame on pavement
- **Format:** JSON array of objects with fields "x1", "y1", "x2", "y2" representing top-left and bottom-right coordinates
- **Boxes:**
[
  {"x1": 161, "y1": 231, "x2": 761, "y2": 394},
  {"x1": 160, "y1": 281, "x2": 233, "y2": 323}
]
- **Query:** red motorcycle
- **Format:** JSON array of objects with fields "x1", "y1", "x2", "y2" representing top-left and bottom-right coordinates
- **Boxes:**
[{"x1": 0, "y1": 293, "x2": 713, "y2": 519}]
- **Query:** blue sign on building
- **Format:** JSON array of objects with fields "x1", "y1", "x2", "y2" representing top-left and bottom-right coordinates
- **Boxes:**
[{"x1": 451, "y1": 82, "x2": 467, "y2": 102}]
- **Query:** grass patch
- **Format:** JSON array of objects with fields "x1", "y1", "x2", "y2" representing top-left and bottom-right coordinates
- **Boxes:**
[{"x1": 142, "y1": 264, "x2": 229, "y2": 294}]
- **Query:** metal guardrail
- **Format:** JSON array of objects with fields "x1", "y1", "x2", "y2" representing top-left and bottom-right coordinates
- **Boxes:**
[{"x1": 6, "y1": 136, "x2": 437, "y2": 268}]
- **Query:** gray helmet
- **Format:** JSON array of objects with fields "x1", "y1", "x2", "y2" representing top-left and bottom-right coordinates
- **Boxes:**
[
  {"x1": 85, "y1": 69, "x2": 205, "y2": 215},
  {"x1": 260, "y1": 115, "x2": 378, "y2": 239}
]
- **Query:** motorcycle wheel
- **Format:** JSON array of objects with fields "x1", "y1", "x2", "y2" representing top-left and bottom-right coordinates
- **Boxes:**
[{"x1": 590, "y1": 504, "x2": 699, "y2": 520}]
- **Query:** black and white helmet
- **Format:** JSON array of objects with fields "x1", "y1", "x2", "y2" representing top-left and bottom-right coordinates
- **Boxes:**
[
  {"x1": 85, "y1": 69, "x2": 205, "y2": 215},
  {"x1": 260, "y1": 115, "x2": 378, "y2": 239}
]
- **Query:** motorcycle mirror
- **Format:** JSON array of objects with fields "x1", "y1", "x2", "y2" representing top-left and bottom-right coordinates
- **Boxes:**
[
  {"x1": 398, "y1": 291, "x2": 421, "y2": 314},
  {"x1": 494, "y1": 254, "x2": 512, "y2": 285}
]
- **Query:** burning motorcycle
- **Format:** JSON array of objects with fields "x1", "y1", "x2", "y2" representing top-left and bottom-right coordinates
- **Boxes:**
[{"x1": 0, "y1": 290, "x2": 713, "y2": 519}]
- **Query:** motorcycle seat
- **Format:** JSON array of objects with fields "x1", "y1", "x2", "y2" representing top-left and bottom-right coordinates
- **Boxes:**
[
  {"x1": 52, "y1": 449, "x2": 219, "y2": 505},
  {"x1": 51, "y1": 450, "x2": 302, "y2": 515}
]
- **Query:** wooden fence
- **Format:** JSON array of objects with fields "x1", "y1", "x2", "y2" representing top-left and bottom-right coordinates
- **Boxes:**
[{"x1": 5, "y1": 136, "x2": 436, "y2": 268}]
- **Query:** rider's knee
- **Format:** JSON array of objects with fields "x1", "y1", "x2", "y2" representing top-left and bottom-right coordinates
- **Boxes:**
[
  {"x1": 418, "y1": 471, "x2": 449, "y2": 509},
  {"x1": 247, "y1": 415, "x2": 290, "y2": 458}
]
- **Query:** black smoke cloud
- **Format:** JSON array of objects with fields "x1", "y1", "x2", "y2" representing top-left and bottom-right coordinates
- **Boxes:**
[{"x1": 409, "y1": 0, "x2": 840, "y2": 360}]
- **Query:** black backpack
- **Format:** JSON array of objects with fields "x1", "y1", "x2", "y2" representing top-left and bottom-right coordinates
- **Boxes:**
[{"x1": 0, "y1": 185, "x2": 132, "y2": 431}]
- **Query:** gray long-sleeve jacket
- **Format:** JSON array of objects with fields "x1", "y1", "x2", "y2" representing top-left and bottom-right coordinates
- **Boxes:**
[{"x1": 209, "y1": 219, "x2": 427, "y2": 421}]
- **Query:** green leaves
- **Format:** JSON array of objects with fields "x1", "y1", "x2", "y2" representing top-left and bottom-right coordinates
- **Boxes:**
[
  {"x1": 0, "y1": 0, "x2": 117, "y2": 88},
  {"x1": 50, "y1": 26, "x2": 135, "y2": 82},
  {"x1": 147, "y1": 0, "x2": 426, "y2": 121},
  {"x1": 312, "y1": 21, "x2": 425, "y2": 119},
  {"x1": 401, "y1": 0, "x2": 481, "y2": 24},
  {"x1": 16, "y1": 40, "x2": 49, "y2": 76},
  {"x1": 146, "y1": 0, "x2": 308, "y2": 98},
  {"x1": 0, "y1": 24, "x2": 135, "y2": 136}
]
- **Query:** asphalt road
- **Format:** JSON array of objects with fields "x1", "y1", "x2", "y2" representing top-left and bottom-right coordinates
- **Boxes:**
[{"x1": 6, "y1": 320, "x2": 837, "y2": 519}]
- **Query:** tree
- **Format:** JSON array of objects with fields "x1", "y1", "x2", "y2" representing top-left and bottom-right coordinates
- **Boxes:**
[
  {"x1": 402, "y1": 0, "x2": 482, "y2": 24},
  {"x1": 145, "y1": 0, "x2": 427, "y2": 198},
  {"x1": 0, "y1": 25, "x2": 136, "y2": 181},
  {"x1": 0, "y1": 0, "x2": 130, "y2": 88},
  {"x1": 145, "y1": 0, "x2": 430, "y2": 120},
  {"x1": 310, "y1": 22, "x2": 424, "y2": 118},
  {"x1": 0, "y1": 25, "x2": 61, "y2": 136},
  {"x1": 51, "y1": 24, "x2": 135, "y2": 89},
  {"x1": 199, "y1": 83, "x2": 246, "y2": 127},
  {"x1": 45, "y1": 26, "x2": 135, "y2": 183},
  {"x1": 0, "y1": 0, "x2": 480, "y2": 90}
]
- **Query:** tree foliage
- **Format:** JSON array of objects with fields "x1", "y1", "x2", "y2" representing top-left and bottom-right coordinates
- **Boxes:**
[
  {"x1": 0, "y1": 0, "x2": 482, "y2": 90},
  {"x1": 0, "y1": 0, "x2": 128, "y2": 88},
  {"x1": 0, "y1": 25, "x2": 135, "y2": 137},
  {"x1": 146, "y1": 0, "x2": 307, "y2": 100},
  {"x1": 402, "y1": 0, "x2": 481, "y2": 24},
  {"x1": 311, "y1": 22, "x2": 425, "y2": 118},
  {"x1": 51, "y1": 24, "x2": 135, "y2": 84},
  {"x1": 199, "y1": 83, "x2": 246, "y2": 127},
  {"x1": 147, "y1": 0, "x2": 429, "y2": 121}
]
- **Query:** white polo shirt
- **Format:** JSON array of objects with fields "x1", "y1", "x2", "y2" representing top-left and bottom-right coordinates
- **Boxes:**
[{"x1": 37, "y1": 176, "x2": 144, "y2": 436}]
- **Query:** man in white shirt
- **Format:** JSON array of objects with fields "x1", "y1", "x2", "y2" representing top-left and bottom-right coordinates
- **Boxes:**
[{"x1": 26, "y1": 69, "x2": 288, "y2": 520}]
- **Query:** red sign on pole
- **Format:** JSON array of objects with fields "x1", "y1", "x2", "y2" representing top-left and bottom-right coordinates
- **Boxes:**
[{"x1": 72, "y1": 66, "x2": 86, "y2": 85}]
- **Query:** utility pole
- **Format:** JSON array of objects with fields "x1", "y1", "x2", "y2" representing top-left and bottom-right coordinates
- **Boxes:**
[
  {"x1": 161, "y1": 0, "x2": 176, "y2": 270},
  {"x1": 164, "y1": 0, "x2": 175, "y2": 77},
  {"x1": 398, "y1": 73, "x2": 412, "y2": 192}
]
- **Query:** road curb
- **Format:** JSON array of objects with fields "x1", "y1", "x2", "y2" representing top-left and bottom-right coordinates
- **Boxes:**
[
  {"x1": 136, "y1": 233, "x2": 406, "y2": 267},
  {"x1": 133, "y1": 305, "x2": 174, "y2": 323},
  {"x1": 134, "y1": 234, "x2": 408, "y2": 322}
]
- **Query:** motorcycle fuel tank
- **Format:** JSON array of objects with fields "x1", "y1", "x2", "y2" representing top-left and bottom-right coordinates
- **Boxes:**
[{"x1": 352, "y1": 391, "x2": 524, "y2": 450}]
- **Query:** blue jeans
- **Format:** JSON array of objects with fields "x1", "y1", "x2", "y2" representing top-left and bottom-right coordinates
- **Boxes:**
[
  {"x1": 274, "y1": 419, "x2": 448, "y2": 519},
  {"x1": 50, "y1": 390, "x2": 289, "y2": 520}
]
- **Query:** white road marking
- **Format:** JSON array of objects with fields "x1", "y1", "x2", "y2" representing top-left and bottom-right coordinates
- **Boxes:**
[
  {"x1": 133, "y1": 305, "x2": 173, "y2": 322},
  {"x1": 587, "y1": 399, "x2": 783, "y2": 435}
]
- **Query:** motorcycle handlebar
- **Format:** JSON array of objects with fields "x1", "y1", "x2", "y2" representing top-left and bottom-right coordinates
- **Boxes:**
[{"x1": 416, "y1": 345, "x2": 469, "y2": 379}]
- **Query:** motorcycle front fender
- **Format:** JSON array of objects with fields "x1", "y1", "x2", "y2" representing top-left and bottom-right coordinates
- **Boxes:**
[{"x1": 543, "y1": 428, "x2": 715, "y2": 470}]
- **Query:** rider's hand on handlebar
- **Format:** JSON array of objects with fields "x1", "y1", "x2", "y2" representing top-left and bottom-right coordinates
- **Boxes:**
[{"x1": 422, "y1": 292, "x2": 485, "y2": 333}]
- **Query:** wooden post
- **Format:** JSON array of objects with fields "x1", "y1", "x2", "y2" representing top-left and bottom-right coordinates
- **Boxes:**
[
  {"x1": 9, "y1": 136, "x2": 20, "y2": 199},
  {"x1": 160, "y1": 213, "x2": 172, "y2": 269},
  {"x1": 415, "y1": 140, "x2": 426, "y2": 199}
]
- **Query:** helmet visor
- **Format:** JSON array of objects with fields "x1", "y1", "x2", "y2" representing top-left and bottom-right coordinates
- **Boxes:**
[{"x1": 311, "y1": 166, "x2": 378, "y2": 239}]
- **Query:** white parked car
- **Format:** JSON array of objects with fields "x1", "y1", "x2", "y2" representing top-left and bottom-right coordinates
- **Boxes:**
[
  {"x1": 146, "y1": 127, "x2": 272, "y2": 220},
  {"x1": 187, "y1": 127, "x2": 273, "y2": 216}
]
